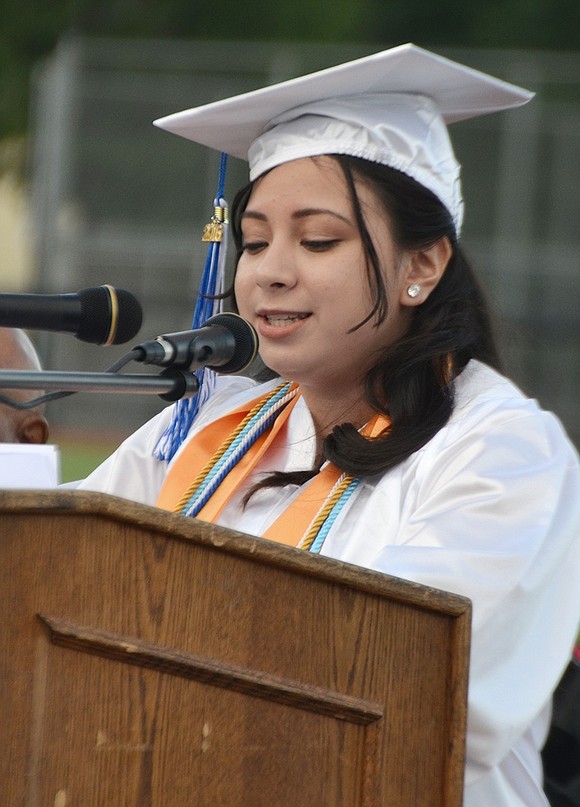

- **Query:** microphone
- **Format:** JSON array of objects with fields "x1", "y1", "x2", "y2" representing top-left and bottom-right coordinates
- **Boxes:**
[
  {"x1": 132, "y1": 313, "x2": 259, "y2": 374},
  {"x1": 0, "y1": 285, "x2": 143, "y2": 345}
]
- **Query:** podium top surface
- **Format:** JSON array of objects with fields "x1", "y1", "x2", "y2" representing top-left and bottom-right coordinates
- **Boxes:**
[{"x1": 0, "y1": 488, "x2": 471, "y2": 618}]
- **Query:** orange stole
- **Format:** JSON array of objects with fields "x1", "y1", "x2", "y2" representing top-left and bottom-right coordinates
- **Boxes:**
[
  {"x1": 263, "y1": 413, "x2": 390, "y2": 545},
  {"x1": 155, "y1": 388, "x2": 300, "y2": 527},
  {"x1": 156, "y1": 391, "x2": 390, "y2": 547}
]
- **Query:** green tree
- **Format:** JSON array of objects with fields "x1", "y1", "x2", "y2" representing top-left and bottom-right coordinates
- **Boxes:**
[
  {"x1": 1, "y1": 0, "x2": 579, "y2": 139},
  {"x1": 366, "y1": 0, "x2": 580, "y2": 50}
]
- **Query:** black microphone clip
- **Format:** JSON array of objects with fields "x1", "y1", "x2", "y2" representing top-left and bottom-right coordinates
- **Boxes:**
[{"x1": 132, "y1": 313, "x2": 258, "y2": 375}]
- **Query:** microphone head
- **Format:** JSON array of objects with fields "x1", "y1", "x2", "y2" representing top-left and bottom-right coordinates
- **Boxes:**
[
  {"x1": 204, "y1": 313, "x2": 259, "y2": 374},
  {"x1": 76, "y1": 286, "x2": 143, "y2": 345}
]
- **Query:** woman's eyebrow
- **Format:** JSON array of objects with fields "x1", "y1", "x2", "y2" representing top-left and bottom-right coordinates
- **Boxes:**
[
  {"x1": 293, "y1": 207, "x2": 352, "y2": 224},
  {"x1": 240, "y1": 209, "x2": 267, "y2": 221},
  {"x1": 241, "y1": 207, "x2": 352, "y2": 224}
]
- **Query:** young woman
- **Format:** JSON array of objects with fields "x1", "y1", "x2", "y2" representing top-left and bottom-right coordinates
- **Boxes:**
[{"x1": 78, "y1": 45, "x2": 580, "y2": 806}]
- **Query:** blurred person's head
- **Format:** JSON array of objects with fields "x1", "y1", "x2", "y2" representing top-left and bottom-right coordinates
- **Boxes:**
[{"x1": 0, "y1": 328, "x2": 48, "y2": 444}]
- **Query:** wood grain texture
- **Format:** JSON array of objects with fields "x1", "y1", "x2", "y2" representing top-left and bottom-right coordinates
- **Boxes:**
[
  {"x1": 0, "y1": 490, "x2": 470, "y2": 806},
  {"x1": 39, "y1": 614, "x2": 384, "y2": 724}
]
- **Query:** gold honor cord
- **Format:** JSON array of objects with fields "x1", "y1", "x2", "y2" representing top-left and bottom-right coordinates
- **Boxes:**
[{"x1": 102, "y1": 284, "x2": 119, "y2": 346}]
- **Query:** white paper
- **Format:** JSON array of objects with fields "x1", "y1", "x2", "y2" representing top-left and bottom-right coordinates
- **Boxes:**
[{"x1": 0, "y1": 443, "x2": 60, "y2": 488}]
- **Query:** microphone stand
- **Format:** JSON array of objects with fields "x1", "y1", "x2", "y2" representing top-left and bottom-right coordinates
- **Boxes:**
[{"x1": 0, "y1": 368, "x2": 199, "y2": 404}]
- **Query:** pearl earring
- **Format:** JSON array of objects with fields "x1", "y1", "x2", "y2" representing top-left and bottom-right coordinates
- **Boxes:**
[{"x1": 407, "y1": 283, "x2": 421, "y2": 298}]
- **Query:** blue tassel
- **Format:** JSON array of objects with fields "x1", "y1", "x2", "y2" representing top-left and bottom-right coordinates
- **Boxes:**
[{"x1": 155, "y1": 153, "x2": 229, "y2": 462}]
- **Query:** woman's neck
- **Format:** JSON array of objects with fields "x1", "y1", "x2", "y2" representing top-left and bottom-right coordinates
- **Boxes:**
[{"x1": 296, "y1": 382, "x2": 375, "y2": 439}]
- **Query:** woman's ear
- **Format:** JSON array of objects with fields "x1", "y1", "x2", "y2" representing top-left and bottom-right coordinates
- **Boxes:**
[{"x1": 399, "y1": 237, "x2": 453, "y2": 307}]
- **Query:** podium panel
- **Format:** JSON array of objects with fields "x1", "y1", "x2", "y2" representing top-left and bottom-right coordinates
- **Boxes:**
[{"x1": 0, "y1": 490, "x2": 470, "y2": 806}]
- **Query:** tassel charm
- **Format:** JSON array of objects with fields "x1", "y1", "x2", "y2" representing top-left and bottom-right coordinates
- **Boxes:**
[{"x1": 202, "y1": 204, "x2": 229, "y2": 243}]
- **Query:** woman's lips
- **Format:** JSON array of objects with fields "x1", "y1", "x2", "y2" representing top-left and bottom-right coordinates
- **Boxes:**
[
  {"x1": 260, "y1": 312, "x2": 310, "y2": 327},
  {"x1": 256, "y1": 311, "x2": 311, "y2": 337}
]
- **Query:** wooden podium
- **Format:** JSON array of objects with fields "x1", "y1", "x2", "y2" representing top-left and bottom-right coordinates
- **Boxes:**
[{"x1": 0, "y1": 490, "x2": 470, "y2": 806}]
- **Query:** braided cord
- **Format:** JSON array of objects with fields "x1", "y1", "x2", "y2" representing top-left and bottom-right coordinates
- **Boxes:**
[
  {"x1": 306, "y1": 477, "x2": 361, "y2": 554},
  {"x1": 172, "y1": 373, "x2": 364, "y2": 553},
  {"x1": 298, "y1": 472, "x2": 361, "y2": 552},
  {"x1": 177, "y1": 383, "x2": 296, "y2": 517}
]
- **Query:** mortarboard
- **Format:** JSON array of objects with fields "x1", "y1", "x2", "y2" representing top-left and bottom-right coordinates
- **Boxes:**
[{"x1": 155, "y1": 42, "x2": 534, "y2": 234}]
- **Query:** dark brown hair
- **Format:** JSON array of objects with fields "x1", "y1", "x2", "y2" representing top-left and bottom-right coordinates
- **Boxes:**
[{"x1": 228, "y1": 155, "x2": 500, "y2": 483}]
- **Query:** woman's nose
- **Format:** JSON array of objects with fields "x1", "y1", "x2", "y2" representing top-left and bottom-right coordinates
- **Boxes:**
[{"x1": 254, "y1": 243, "x2": 297, "y2": 289}]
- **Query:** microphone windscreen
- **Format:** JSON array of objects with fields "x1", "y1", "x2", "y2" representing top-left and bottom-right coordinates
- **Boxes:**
[
  {"x1": 109, "y1": 288, "x2": 144, "y2": 344},
  {"x1": 204, "y1": 313, "x2": 258, "y2": 373},
  {"x1": 76, "y1": 286, "x2": 143, "y2": 345}
]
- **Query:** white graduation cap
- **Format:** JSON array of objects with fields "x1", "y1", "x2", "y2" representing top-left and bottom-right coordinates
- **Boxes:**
[{"x1": 154, "y1": 43, "x2": 534, "y2": 234}]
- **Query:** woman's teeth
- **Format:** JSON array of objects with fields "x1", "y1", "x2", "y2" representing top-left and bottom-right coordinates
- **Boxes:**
[{"x1": 265, "y1": 314, "x2": 308, "y2": 326}]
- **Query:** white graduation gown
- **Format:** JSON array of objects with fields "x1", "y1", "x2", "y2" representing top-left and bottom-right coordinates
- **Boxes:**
[{"x1": 77, "y1": 360, "x2": 580, "y2": 807}]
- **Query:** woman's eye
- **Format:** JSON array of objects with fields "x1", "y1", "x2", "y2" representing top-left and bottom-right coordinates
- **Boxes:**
[
  {"x1": 302, "y1": 239, "x2": 340, "y2": 252},
  {"x1": 242, "y1": 241, "x2": 268, "y2": 254}
]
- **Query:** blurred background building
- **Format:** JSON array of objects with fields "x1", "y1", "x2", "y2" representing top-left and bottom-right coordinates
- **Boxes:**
[{"x1": 24, "y1": 37, "x2": 579, "y2": 454}]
